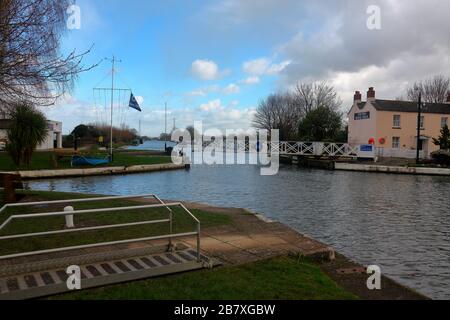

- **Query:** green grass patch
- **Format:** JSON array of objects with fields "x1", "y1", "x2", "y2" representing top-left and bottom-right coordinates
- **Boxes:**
[
  {"x1": 50, "y1": 256, "x2": 357, "y2": 300},
  {"x1": 0, "y1": 151, "x2": 171, "y2": 171},
  {"x1": 0, "y1": 190, "x2": 232, "y2": 257}
]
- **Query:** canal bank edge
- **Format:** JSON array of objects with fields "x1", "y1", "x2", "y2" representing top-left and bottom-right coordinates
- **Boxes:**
[
  {"x1": 0, "y1": 189, "x2": 429, "y2": 300},
  {"x1": 0, "y1": 163, "x2": 188, "y2": 180},
  {"x1": 335, "y1": 162, "x2": 450, "y2": 176},
  {"x1": 166, "y1": 200, "x2": 428, "y2": 300}
]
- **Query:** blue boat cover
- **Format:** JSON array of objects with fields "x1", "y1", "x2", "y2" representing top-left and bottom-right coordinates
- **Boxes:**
[{"x1": 71, "y1": 156, "x2": 110, "y2": 166}]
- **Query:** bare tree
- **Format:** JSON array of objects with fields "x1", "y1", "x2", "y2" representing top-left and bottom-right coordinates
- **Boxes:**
[
  {"x1": 293, "y1": 82, "x2": 342, "y2": 115},
  {"x1": 253, "y1": 92, "x2": 301, "y2": 141},
  {"x1": 253, "y1": 82, "x2": 342, "y2": 140},
  {"x1": 0, "y1": 0, "x2": 96, "y2": 106},
  {"x1": 406, "y1": 75, "x2": 450, "y2": 103}
]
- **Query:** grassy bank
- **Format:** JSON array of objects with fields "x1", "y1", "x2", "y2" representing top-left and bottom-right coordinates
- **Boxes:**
[
  {"x1": 0, "y1": 190, "x2": 231, "y2": 257},
  {"x1": 51, "y1": 256, "x2": 357, "y2": 300},
  {"x1": 0, "y1": 151, "x2": 171, "y2": 171},
  {"x1": 0, "y1": 190, "x2": 359, "y2": 300}
]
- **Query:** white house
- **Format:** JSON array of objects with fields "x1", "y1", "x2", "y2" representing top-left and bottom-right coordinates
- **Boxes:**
[{"x1": 0, "y1": 113, "x2": 62, "y2": 151}]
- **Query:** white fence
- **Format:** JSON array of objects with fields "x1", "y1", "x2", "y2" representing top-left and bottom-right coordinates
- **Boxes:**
[
  {"x1": 376, "y1": 148, "x2": 427, "y2": 159},
  {"x1": 191, "y1": 141, "x2": 373, "y2": 159}
]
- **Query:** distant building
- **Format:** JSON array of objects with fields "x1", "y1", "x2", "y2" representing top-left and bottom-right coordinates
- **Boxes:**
[
  {"x1": 348, "y1": 87, "x2": 450, "y2": 158},
  {"x1": 0, "y1": 109, "x2": 62, "y2": 150}
]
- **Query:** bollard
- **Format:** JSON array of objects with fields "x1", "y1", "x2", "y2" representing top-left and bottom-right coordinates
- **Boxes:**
[{"x1": 64, "y1": 206, "x2": 75, "y2": 228}]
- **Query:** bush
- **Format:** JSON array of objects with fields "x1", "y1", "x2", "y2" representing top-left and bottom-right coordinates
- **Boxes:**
[
  {"x1": 6, "y1": 102, "x2": 47, "y2": 166},
  {"x1": 431, "y1": 150, "x2": 450, "y2": 166}
]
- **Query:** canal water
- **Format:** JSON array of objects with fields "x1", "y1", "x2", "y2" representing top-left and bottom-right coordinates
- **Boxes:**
[
  {"x1": 125, "y1": 140, "x2": 177, "y2": 151},
  {"x1": 25, "y1": 164, "x2": 450, "y2": 299}
]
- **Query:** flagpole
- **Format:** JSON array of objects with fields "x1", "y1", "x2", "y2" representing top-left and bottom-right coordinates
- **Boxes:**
[
  {"x1": 110, "y1": 56, "x2": 115, "y2": 161},
  {"x1": 165, "y1": 102, "x2": 167, "y2": 150}
]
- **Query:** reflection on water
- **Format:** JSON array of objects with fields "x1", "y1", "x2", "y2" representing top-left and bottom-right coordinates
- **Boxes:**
[{"x1": 25, "y1": 164, "x2": 450, "y2": 299}]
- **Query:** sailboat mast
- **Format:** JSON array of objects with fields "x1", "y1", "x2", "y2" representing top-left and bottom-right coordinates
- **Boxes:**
[{"x1": 165, "y1": 102, "x2": 167, "y2": 139}]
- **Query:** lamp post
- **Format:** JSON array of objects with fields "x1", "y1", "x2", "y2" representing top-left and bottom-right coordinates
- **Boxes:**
[{"x1": 416, "y1": 92, "x2": 422, "y2": 164}]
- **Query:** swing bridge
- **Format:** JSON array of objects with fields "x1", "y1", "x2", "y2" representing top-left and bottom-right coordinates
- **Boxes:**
[{"x1": 191, "y1": 141, "x2": 374, "y2": 159}]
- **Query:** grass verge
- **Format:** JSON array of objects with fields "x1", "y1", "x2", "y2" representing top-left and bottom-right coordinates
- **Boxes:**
[
  {"x1": 0, "y1": 151, "x2": 172, "y2": 171},
  {"x1": 50, "y1": 256, "x2": 358, "y2": 300},
  {"x1": 0, "y1": 190, "x2": 231, "y2": 257}
]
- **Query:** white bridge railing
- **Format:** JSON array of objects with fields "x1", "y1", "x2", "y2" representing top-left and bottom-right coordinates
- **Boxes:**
[
  {"x1": 194, "y1": 141, "x2": 362, "y2": 158},
  {"x1": 274, "y1": 142, "x2": 359, "y2": 158}
]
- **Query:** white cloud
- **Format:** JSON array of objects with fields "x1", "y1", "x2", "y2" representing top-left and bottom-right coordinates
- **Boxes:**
[
  {"x1": 41, "y1": 94, "x2": 257, "y2": 137},
  {"x1": 186, "y1": 89, "x2": 207, "y2": 97},
  {"x1": 266, "y1": 60, "x2": 291, "y2": 75},
  {"x1": 243, "y1": 58, "x2": 270, "y2": 76},
  {"x1": 191, "y1": 59, "x2": 222, "y2": 80},
  {"x1": 224, "y1": 83, "x2": 240, "y2": 94},
  {"x1": 200, "y1": 0, "x2": 450, "y2": 113},
  {"x1": 240, "y1": 76, "x2": 260, "y2": 85},
  {"x1": 186, "y1": 83, "x2": 240, "y2": 97},
  {"x1": 135, "y1": 96, "x2": 144, "y2": 105},
  {"x1": 200, "y1": 99, "x2": 223, "y2": 112},
  {"x1": 243, "y1": 58, "x2": 291, "y2": 76},
  {"x1": 186, "y1": 84, "x2": 220, "y2": 97}
]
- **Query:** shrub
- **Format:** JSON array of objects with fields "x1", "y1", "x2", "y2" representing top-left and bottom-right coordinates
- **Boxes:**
[
  {"x1": 7, "y1": 102, "x2": 48, "y2": 166},
  {"x1": 431, "y1": 151, "x2": 450, "y2": 166}
]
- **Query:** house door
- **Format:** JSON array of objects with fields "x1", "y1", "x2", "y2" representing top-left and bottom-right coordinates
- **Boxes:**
[
  {"x1": 419, "y1": 138, "x2": 429, "y2": 158},
  {"x1": 53, "y1": 133, "x2": 58, "y2": 149}
]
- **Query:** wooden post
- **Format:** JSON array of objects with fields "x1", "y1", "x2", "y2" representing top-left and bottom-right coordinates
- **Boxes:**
[{"x1": 1, "y1": 173, "x2": 22, "y2": 203}]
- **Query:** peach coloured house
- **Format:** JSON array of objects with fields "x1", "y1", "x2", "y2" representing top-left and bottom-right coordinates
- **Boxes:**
[{"x1": 348, "y1": 87, "x2": 450, "y2": 159}]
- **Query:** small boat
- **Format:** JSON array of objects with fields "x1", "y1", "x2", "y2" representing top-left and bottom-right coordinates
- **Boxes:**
[{"x1": 71, "y1": 155, "x2": 110, "y2": 166}]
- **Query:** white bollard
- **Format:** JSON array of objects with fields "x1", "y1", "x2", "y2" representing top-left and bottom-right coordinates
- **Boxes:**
[{"x1": 64, "y1": 206, "x2": 75, "y2": 228}]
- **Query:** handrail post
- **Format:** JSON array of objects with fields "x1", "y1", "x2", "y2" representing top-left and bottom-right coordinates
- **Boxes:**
[{"x1": 196, "y1": 221, "x2": 201, "y2": 262}]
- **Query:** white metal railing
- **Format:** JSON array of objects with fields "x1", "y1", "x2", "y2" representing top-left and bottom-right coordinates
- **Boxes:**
[
  {"x1": 276, "y1": 142, "x2": 359, "y2": 157},
  {"x1": 190, "y1": 141, "x2": 359, "y2": 158},
  {"x1": 0, "y1": 195, "x2": 201, "y2": 262}
]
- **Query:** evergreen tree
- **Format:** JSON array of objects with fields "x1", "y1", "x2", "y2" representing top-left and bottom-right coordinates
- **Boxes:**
[{"x1": 433, "y1": 124, "x2": 450, "y2": 150}]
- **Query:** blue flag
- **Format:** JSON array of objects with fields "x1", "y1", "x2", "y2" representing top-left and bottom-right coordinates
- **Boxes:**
[{"x1": 129, "y1": 93, "x2": 142, "y2": 112}]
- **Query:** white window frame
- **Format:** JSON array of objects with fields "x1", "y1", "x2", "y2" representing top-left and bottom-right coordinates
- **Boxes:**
[
  {"x1": 392, "y1": 137, "x2": 400, "y2": 149},
  {"x1": 441, "y1": 117, "x2": 448, "y2": 128},
  {"x1": 393, "y1": 115, "x2": 401, "y2": 128},
  {"x1": 419, "y1": 116, "x2": 425, "y2": 129}
]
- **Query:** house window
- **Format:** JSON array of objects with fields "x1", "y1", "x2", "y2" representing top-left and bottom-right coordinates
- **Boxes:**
[
  {"x1": 419, "y1": 116, "x2": 425, "y2": 129},
  {"x1": 393, "y1": 115, "x2": 401, "y2": 128},
  {"x1": 354, "y1": 112, "x2": 370, "y2": 120},
  {"x1": 392, "y1": 137, "x2": 400, "y2": 149},
  {"x1": 441, "y1": 117, "x2": 448, "y2": 128}
]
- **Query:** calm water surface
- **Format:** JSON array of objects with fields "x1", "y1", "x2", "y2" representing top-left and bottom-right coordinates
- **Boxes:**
[
  {"x1": 25, "y1": 164, "x2": 450, "y2": 299},
  {"x1": 125, "y1": 140, "x2": 176, "y2": 151}
]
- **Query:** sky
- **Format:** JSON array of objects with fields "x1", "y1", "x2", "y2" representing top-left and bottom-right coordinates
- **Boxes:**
[{"x1": 44, "y1": 0, "x2": 450, "y2": 136}]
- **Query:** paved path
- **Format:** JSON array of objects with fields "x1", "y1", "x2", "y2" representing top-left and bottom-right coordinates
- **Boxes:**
[{"x1": 175, "y1": 201, "x2": 335, "y2": 265}]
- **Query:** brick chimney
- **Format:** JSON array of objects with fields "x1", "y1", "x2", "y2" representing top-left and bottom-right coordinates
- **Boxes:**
[
  {"x1": 354, "y1": 91, "x2": 362, "y2": 103},
  {"x1": 447, "y1": 92, "x2": 450, "y2": 103},
  {"x1": 367, "y1": 87, "x2": 376, "y2": 101}
]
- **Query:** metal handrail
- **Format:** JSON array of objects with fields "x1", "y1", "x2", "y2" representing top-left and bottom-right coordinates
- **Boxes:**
[
  {"x1": 0, "y1": 193, "x2": 175, "y2": 248},
  {"x1": 0, "y1": 193, "x2": 171, "y2": 215},
  {"x1": 0, "y1": 201, "x2": 201, "y2": 262}
]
